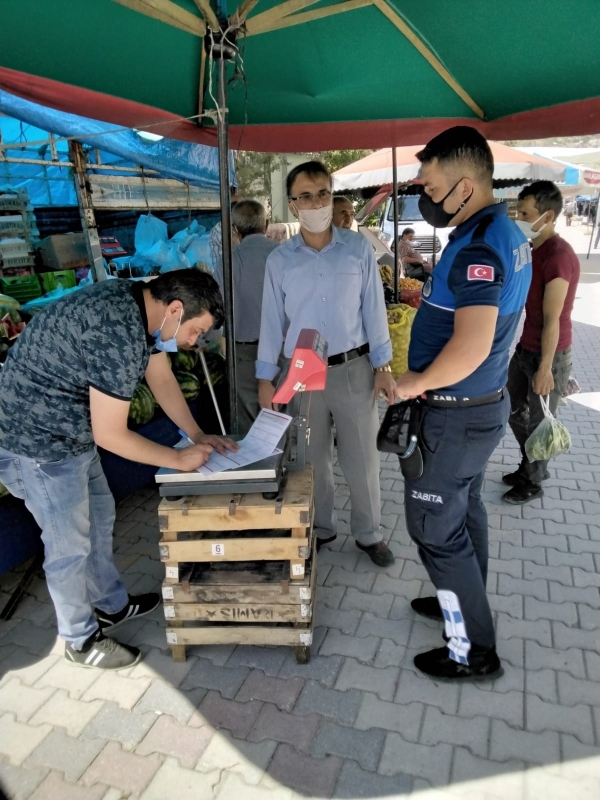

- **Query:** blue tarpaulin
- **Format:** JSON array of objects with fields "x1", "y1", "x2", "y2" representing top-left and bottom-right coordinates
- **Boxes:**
[{"x1": 0, "y1": 89, "x2": 233, "y2": 206}]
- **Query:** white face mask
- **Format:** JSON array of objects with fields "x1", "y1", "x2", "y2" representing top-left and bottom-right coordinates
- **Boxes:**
[
  {"x1": 295, "y1": 204, "x2": 333, "y2": 234},
  {"x1": 515, "y1": 213, "x2": 548, "y2": 241}
]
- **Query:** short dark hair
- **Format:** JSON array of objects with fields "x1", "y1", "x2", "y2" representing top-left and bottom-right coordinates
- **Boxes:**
[
  {"x1": 417, "y1": 126, "x2": 494, "y2": 186},
  {"x1": 232, "y1": 199, "x2": 267, "y2": 237},
  {"x1": 286, "y1": 160, "x2": 331, "y2": 198},
  {"x1": 149, "y1": 269, "x2": 224, "y2": 328},
  {"x1": 333, "y1": 195, "x2": 352, "y2": 207},
  {"x1": 401, "y1": 227, "x2": 415, "y2": 237},
  {"x1": 518, "y1": 180, "x2": 563, "y2": 220}
]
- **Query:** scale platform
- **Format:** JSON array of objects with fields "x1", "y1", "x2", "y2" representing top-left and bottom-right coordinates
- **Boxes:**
[{"x1": 155, "y1": 451, "x2": 285, "y2": 497}]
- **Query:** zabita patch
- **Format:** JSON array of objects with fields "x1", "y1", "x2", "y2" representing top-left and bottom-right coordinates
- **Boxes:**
[{"x1": 467, "y1": 264, "x2": 494, "y2": 281}]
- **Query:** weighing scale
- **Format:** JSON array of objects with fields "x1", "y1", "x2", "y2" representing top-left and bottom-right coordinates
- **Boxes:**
[{"x1": 155, "y1": 329, "x2": 328, "y2": 498}]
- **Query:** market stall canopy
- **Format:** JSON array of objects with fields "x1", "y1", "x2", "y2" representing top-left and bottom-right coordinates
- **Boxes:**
[
  {"x1": 332, "y1": 143, "x2": 566, "y2": 192},
  {"x1": 0, "y1": 91, "x2": 228, "y2": 200},
  {"x1": 560, "y1": 150, "x2": 600, "y2": 170},
  {"x1": 0, "y1": 0, "x2": 599, "y2": 152}
]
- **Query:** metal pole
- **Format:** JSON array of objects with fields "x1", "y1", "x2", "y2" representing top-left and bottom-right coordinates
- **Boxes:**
[
  {"x1": 198, "y1": 350, "x2": 227, "y2": 435},
  {"x1": 587, "y1": 190, "x2": 599, "y2": 261},
  {"x1": 392, "y1": 147, "x2": 399, "y2": 303},
  {"x1": 69, "y1": 141, "x2": 105, "y2": 282},
  {"x1": 216, "y1": 48, "x2": 238, "y2": 434}
]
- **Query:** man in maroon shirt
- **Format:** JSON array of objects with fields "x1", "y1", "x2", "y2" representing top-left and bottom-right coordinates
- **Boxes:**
[{"x1": 504, "y1": 181, "x2": 580, "y2": 504}]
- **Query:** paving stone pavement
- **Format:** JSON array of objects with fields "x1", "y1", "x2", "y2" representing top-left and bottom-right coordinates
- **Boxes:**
[{"x1": 1, "y1": 223, "x2": 599, "y2": 799}]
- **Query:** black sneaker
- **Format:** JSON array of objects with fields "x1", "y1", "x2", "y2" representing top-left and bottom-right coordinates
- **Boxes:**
[
  {"x1": 411, "y1": 596, "x2": 443, "y2": 620},
  {"x1": 414, "y1": 646, "x2": 503, "y2": 682},
  {"x1": 94, "y1": 593, "x2": 160, "y2": 632},
  {"x1": 65, "y1": 629, "x2": 141, "y2": 670},
  {"x1": 355, "y1": 541, "x2": 395, "y2": 567},
  {"x1": 503, "y1": 468, "x2": 549, "y2": 487},
  {"x1": 503, "y1": 482, "x2": 544, "y2": 505},
  {"x1": 316, "y1": 534, "x2": 337, "y2": 553}
]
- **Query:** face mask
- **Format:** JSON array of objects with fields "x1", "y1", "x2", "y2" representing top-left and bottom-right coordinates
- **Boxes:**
[
  {"x1": 418, "y1": 179, "x2": 472, "y2": 228},
  {"x1": 295, "y1": 204, "x2": 333, "y2": 234},
  {"x1": 152, "y1": 309, "x2": 182, "y2": 353},
  {"x1": 515, "y1": 213, "x2": 548, "y2": 241}
]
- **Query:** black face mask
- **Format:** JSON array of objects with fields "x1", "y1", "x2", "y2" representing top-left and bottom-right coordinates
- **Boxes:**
[{"x1": 418, "y1": 179, "x2": 473, "y2": 228}]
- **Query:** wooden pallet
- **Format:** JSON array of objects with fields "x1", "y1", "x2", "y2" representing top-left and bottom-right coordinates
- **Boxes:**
[{"x1": 157, "y1": 467, "x2": 316, "y2": 663}]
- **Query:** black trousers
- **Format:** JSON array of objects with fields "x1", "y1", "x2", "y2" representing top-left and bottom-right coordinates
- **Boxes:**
[
  {"x1": 404, "y1": 394, "x2": 510, "y2": 663},
  {"x1": 507, "y1": 345, "x2": 572, "y2": 484}
]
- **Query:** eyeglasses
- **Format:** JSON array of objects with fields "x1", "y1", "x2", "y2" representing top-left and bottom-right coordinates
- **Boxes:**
[{"x1": 288, "y1": 189, "x2": 332, "y2": 208}]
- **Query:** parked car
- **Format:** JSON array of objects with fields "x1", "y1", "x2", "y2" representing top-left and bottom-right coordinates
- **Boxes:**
[{"x1": 380, "y1": 194, "x2": 451, "y2": 265}]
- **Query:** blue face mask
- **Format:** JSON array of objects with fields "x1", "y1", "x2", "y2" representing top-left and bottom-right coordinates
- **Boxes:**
[{"x1": 152, "y1": 309, "x2": 182, "y2": 353}]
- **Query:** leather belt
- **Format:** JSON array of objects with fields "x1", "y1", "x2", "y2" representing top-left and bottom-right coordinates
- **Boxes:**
[
  {"x1": 327, "y1": 343, "x2": 369, "y2": 367},
  {"x1": 423, "y1": 388, "x2": 505, "y2": 408}
]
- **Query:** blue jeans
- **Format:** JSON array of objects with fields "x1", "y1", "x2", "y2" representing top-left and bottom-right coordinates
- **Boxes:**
[{"x1": 0, "y1": 446, "x2": 128, "y2": 649}]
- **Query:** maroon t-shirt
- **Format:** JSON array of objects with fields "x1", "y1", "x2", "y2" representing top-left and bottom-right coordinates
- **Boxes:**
[{"x1": 520, "y1": 235, "x2": 580, "y2": 353}]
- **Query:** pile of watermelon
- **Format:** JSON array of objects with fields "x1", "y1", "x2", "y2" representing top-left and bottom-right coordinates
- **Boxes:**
[
  {"x1": 128, "y1": 383, "x2": 156, "y2": 426},
  {"x1": 0, "y1": 294, "x2": 27, "y2": 365}
]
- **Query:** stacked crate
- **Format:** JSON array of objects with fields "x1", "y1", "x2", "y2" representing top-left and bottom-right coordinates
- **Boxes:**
[
  {"x1": 157, "y1": 466, "x2": 315, "y2": 664},
  {"x1": 0, "y1": 189, "x2": 37, "y2": 279}
]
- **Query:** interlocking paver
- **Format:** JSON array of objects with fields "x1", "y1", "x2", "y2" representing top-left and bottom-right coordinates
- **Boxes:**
[
  {"x1": 315, "y1": 605, "x2": 362, "y2": 635},
  {"x1": 354, "y1": 693, "x2": 423, "y2": 739},
  {"x1": 317, "y1": 585, "x2": 346, "y2": 608},
  {"x1": 371, "y1": 574, "x2": 422, "y2": 600},
  {"x1": 247, "y1": 703, "x2": 321, "y2": 753},
  {"x1": 335, "y1": 658, "x2": 399, "y2": 701},
  {"x1": 236, "y1": 670, "x2": 303, "y2": 712},
  {"x1": 140, "y1": 755, "x2": 221, "y2": 800},
  {"x1": 526, "y1": 694, "x2": 595, "y2": 744},
  {"x1": 197, "y1": 731, "x2": 276, "y2": 785},
  {"x1": 226, "y1": 645, "x2": 287, "y2": 676},
  {"x1": 497, "y1": 574, "x2": 549, "y2": 601},
  {"x1": 459, "y1": 685, "x2": 523, "y2": 727},
  {"x1": 312, "y1": 720, "x2": 386, "y2": 771},
  {"x1": 197, "y1": 691, "x2": 262, "y2": 739},
  {"x1": 218, "y1": 772, "x2": 293, "y2": 800},
  {"x1": 325, "y1": 566, "x2": 375, "y2": 592},
  {"x1": 489, "y1": 719, "x2": 560, "y2": 765},
  {"x1": 294, "y1": 681, "x2": 362, "y2": 725},
  {"x1": 278, "y1": 653, "x2": 343, "y2": 687},
  {"x1": 379, "y1": 732, "x2": 453, "y2": 785},
  {"x1": 180, "y1": 658, "x2": 250, "y2": 699},
  {"x1": 29, "y1": 689, "x2": 103, "y2": 736},
  {"x1": 524, "y1": 596, "x2": 578, "y2": 624},
  {"x1": 395, "y1": 666, "x2": 459, "y2": 714},
  {"x1": 136, "y1": 713, "x2": 214, "y2": 768},
  {"x1": 134, "y1": 680, "x2": 207, "y2": 725},
  {"x1": 0, "y1": 762, "x2": 48, "y2": 800},
  {"x1": 35, "y1": 659, "x2": 102, "y2": 700},
  {"x1": 0, "y1": 679, "x2": 55, "y2": 722},
  {"x1": 0, "y1": 714, "x2": 52, "y2": 766},
  {"x1": 355, "y1": 612, "x2": 411, "y2": 645},
  {"x1": 421, "y1": 706, "x2": 490, "y2": 757},
  {"x1": 451, "y1": 746, "x2": 526, "y2": 786},
  {"x1": 374, "y1": 639, "x2": 407, "y2": 668},
  {"x1": 82, "y1": 741, "x2": 162, "y2": 795},
  {"x1": 525, "y1": 640, "x2": 587, "y2": 677},
  {"x1": 553, "y1": 621, "x2": 600, "y2": 652},
  {"x1": 130, "y1": 646, "x2": 196, "y2": 686},
  {"x1": 267, "y1": 743, "x2": 342, "y2": 798},
  {"x1": 81, "y1": 670, "x2": 152, "y2": 710},
  {"x1": 526, "y1": 668, "x2": 558, "y2": 703},
  {"x1": 29, "y1": 772, "x2": 108, "y2": 800},
  {"x1": 496, "y1": 614, "x2": 552, "y2": 646},
  {"x1": 81, "y1": 701, "x2": 157, "y2": 748},
  {"x1": 340, "y1": 587, "x2": 394, "y2": 617},
  {"x1": 319, "y1": 630, "x2": 379, "y2": 662},
  {"x1": 26, "y1": 728, "x2": 106, "y2": 782},
  {"x1": 549, "y1": 582, "x2": 600, "y2": 607},
  {"x1": 334, "y1": 759, "x2": 413, "y2": 798}
]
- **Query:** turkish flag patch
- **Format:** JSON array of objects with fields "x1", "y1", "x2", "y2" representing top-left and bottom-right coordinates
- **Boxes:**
[{"x1": 468, "y1": 264, "x2": 495, "y2": 282}]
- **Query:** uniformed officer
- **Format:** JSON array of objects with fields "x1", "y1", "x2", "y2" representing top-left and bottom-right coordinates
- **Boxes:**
[{"x1": 395, "y1": 126, "x2": 532, "y2": 681}]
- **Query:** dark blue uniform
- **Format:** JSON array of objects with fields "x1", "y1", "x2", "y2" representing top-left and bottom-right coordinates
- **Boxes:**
[{"x1": 406, "y1": 203, "x2": 532, "y2": 664}]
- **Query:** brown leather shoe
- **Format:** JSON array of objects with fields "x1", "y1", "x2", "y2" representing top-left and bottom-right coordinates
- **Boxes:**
[{"x1": 355, "y1": 541, "x2": 395, "y2": 567}]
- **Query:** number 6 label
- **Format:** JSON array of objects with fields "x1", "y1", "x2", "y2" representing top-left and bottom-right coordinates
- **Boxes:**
[{"x1": 212, "y1": 543, "x2": 225, "y2": 556}]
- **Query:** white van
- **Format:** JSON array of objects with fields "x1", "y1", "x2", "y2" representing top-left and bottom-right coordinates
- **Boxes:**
[{"x1": 380, "y1": 194, "x2": 451, "y2": 264}]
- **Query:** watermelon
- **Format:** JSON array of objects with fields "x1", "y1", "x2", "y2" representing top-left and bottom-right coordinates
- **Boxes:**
[
  {"x1": 176, "y1": 370, "x2": 201, "y2": 401},
  {"x1": 172, "y1": 349, "x2": 199, "y2": 373},
  {"x1": 128, "y1": 383, "x2": 156, "y2": 426}
]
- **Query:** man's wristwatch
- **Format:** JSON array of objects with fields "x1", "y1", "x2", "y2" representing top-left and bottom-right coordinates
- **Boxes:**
[{"x1": 374, "y1": 364, "x2": 392, "y2": 373}]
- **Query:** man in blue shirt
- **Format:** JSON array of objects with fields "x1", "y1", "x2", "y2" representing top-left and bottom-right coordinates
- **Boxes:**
[
  {"x1": 257, "y1": 160, "x2": 396, "y2": 567},
  {"x1": 395, "y1": 127, "x2": 532, "y2": 681}
]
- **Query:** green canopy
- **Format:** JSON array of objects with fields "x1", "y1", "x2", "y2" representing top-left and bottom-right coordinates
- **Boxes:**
[{"x1": 1, "y1": 0, "x2": 599, "y2": 151}]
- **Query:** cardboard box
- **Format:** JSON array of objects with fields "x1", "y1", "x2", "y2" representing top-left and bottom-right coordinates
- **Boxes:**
[{"x1": 38, "y1": 233, "x2": 89, "y2": 271}]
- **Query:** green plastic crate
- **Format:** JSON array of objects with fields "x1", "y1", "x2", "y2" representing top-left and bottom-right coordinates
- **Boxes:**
[
  {"x1": 39, "y1": 269, "x2": 76, "y2": 293},
  {"x1": 0, "y1": 274, "x2": 42, "y2": 303}
]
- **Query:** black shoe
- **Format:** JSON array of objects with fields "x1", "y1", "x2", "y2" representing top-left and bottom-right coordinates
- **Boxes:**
[
  {"x1": 316, "y1": 534, "x2": 337, "y2": 553},
  {"x1": 414, "y1": 646, "x2": 503, "y2": 682},
  {"x1": 355, "y1": 541, "x2": 395, "y2": 567},
  {"x1": 502, "y1": 468, "x2": 549, "y2": 487},
  {"x1": 94, "y1": 593, "x2": 160, "y2": 632},
  {"x1": 503, "y1": 482, "x2": 544, "y2": 505},
  {"x1": 65, "y1": 629, "x2": 141, "y2": 670},
  {"x1": 411, "y1": 596, "x2": 443, "y2": 620}
]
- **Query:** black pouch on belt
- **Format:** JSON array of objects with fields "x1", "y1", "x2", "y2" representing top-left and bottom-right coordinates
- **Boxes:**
[{"x1": 377, "y1": 400, "x2": 423, "y2": 480}]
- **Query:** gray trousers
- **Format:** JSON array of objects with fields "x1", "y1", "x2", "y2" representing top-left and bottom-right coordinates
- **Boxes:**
[
  {"x1": 235, "y1": 343, "x2": 260, "y2": 437},
  {"x1": 507, "y1": 345, "x2": 572, "y2": 483},
  {"x1": 296, "y1": 354, "x2": 382, "y2": 546}
]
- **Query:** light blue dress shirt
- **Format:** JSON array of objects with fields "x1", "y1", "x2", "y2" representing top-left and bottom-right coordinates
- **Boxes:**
[{"x1": 256, "y1": 226, "x2": 392, "y2": 381}]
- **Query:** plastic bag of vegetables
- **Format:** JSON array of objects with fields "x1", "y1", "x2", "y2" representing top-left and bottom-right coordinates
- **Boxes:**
[
  {"x1": 387, "y1": 303, "x2": 417, "y2": 379},
  {"x1": 525, "y1": 395, "x2": 571, "y2": 462}
]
